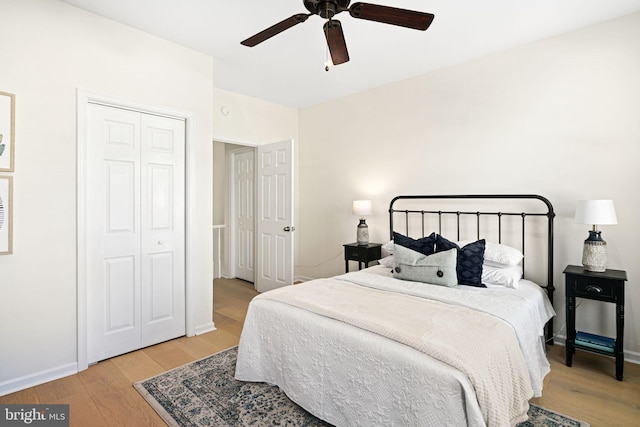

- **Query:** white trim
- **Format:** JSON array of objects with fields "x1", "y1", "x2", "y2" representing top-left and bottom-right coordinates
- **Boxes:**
[
  {"x1": 184, "y1": 114, "x2": 198, "y2": 338},
  {"x1": 194, "y1": 322, "x2": 216, "y2": 336},
  {"x1": 0, "y1": 363, "x2": 78, "y2": 397},
  {"x1": 212, "y1": 224, "x2": 226, "y2": 279},
  {"x1": 212, "y1": 135, "x2": 257, "y2": 148},
  {"x1": 76, "y1": 89, "x2": 197, "y2": 370}
]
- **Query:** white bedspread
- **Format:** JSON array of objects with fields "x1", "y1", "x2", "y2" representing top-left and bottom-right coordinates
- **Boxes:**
[
  {"x1": 338, "y1": 267, "x2": 555, "y2": 396},
  {"x1": 235, "y1": 266, "x2": 555, "y2": 427}
]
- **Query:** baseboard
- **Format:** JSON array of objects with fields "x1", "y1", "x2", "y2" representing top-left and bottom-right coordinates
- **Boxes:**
[
  {"x1": 293, "y1": 275, "x2": 314, "y2": 283},
  {"x1": 0, "y1": 362, "x2": 78, "y2": 397},
  {"x1": 553, "y1": 335, "x2": 640, "y2": 365},
  {"x1": 194, "y1": 321, "x2": 216, "y2": 335}
]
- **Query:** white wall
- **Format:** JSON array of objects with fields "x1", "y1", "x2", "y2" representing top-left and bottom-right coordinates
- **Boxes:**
[
  {"x1": 297, "y1": 13, "x2": 640, "y2": 358},
  {"x1": 0, "y1": 0, "x2": 214, "y2": 393},
  {"x1": 212, "y1": 88, "x2": 299, "y2": 146}
]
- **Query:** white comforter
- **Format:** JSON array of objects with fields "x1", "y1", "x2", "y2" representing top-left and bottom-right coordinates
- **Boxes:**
[{"x1": 235, "y1": 266, "x2": 555, "y2": 427}]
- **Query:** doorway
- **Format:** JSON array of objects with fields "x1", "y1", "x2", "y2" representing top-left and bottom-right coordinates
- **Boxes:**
[
  {"x1": 216, "y1": 140, "x2": 295, "y2": 292},
  {"x1": 77, "y1": 91, "x2": 196, "y2": 371}
]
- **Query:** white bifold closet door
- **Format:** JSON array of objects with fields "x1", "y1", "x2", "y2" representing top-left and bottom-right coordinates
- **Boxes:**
[{"x1": 86, "y1": 104, "x2": 186, "y2": 364}]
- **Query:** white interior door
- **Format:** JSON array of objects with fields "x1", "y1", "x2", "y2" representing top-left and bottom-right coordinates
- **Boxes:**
[
  {"x1": 234, "y1": 150, "x2": 255, "y2": 283},
  {"x1": 256, "y1": 140, "x2": 294, "y2": 292},
  {"x1": 86, "y1": 103, "x2": 185, "y2": 363}
]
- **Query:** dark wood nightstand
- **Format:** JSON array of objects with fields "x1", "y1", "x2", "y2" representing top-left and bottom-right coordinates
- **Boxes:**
[
  {"x1": 343, "y1": 243, "x2": 382, "y2": 272},
  {"x1": 564, "y1": 265, "x2": 627, "y2": 381}
]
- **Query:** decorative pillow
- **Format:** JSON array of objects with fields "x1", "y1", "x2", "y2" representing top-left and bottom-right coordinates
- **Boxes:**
[
  {"x1": 458, "y1": 240, "x2": 523, "y2": 266},
  {"x1": 393, "y1": 232, "x2": 436, "y2": 256},
  {"x1": 436, "y1": 235, "x2": 486, "y2": 287},
  {"x1": 393, "y1": 246, "x2": 458, "y2": 287},
  {"x1": 378, "y1": 255, "x2": 394, "y2": 268},
  {"x1": 482, "y1": 264, "x2": 523, "y2": 288}
]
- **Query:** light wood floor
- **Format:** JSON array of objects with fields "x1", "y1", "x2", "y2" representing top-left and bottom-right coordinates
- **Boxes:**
[{"x1": 1, "y1": 277, "x2": 639, "y2": 426}]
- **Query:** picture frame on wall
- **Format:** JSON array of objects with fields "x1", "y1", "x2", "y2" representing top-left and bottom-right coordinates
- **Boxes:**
[
  {"x1": 0, "y1": 175, "x2": 12, "y2": 254},
  {"x1": 0, "y1": 91, "x2": 15, "y2": 172}
]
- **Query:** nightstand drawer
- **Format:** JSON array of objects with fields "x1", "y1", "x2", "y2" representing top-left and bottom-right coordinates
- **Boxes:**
[
  {"x1": 571, "y1": 277, "x2": 616, "y2": 302},
  {"x1": 345, "y1": 245, "x2": 367, "y2": 259}
]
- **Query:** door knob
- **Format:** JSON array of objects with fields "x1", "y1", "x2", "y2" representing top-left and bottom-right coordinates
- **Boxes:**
[
  {"x1": 283, "y1": 226, "x2": 295, "y2": 232},
  {"x1": 157, "y1": 240, "x2": 165, "y2": 245}
]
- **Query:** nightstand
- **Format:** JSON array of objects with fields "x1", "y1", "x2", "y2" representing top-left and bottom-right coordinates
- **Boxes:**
[
  {"x1": 344, "y1": 243, "x2": 382, "y2": 272},
  {"x1": 564, "y1": 265, "x2": 627, "y2": 381}
]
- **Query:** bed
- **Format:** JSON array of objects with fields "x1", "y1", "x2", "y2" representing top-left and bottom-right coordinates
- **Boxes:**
[{"x1": 235, "y1": 195, "x2": 556, "y2": 427}]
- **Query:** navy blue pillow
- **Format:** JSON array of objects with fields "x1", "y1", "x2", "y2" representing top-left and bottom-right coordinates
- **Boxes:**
[
  {"x1": 435, "y1": 235, "x2": 486, "y2": 287},
  {"x1": 393, "y1": 232, "x2": 436, "y2": 256}
]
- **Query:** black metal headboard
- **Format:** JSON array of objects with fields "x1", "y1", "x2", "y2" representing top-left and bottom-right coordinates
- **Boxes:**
[{"x1": 389, "y1": 194, "x2": 555, "y2": 343}]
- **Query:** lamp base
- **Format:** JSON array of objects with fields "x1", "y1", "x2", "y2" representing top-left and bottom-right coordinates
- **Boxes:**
[
  {"x1": 356, "y1": 219, "x2": 369, "y2": 246},
  {"x1": 582, "y1": 230, "x2": 608, "y2": 272}
]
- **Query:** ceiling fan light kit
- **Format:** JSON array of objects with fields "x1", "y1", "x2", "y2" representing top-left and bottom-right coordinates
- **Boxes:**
[{"x1": 241, "y1": 0, "x2": 434, "y2": 69}]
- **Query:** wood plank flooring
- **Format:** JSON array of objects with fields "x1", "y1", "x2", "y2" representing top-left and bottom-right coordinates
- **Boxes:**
[{"x1": 1, "y1": 277, "x2": 639, "y2": 426}]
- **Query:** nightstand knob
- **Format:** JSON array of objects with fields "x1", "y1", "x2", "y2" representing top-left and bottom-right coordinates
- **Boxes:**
[{"x1": 586, "y1": 285, "x2": 602, "y2": 293}]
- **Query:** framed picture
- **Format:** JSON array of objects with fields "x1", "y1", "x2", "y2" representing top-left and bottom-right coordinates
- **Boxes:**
[
  {"x1": 0, "y1": 175, "x2": 12, "y2": 254},
  {"x1": 0, "y1": 91, "x2": 15, "y2": 172}
]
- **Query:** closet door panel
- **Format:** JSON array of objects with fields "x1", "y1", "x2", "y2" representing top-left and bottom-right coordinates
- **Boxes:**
[
  {"x1": 86, "y1": 105, "x2": 142, "y2": 363},
  {"x1": 141, "y1": 114, "x2": 185, "y2": 347}
]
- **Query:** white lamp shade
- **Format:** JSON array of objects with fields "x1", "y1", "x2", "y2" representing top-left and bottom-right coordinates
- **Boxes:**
[
  {"x1": 575, "y1": 200, "x2": 618, "y2": 225},
  {"x1": 352, "y1": 200, "x2": 372, "y2": 216}
]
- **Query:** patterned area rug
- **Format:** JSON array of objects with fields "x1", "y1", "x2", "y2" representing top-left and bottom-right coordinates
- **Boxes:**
[{"x1": 134, "y1": 347, "x2": 589, "y2": 427}]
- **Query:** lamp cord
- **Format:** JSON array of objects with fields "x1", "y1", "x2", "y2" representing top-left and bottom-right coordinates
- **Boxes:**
[{"x1": 295, "y1": 249, "x2": 343, "y2": 269}]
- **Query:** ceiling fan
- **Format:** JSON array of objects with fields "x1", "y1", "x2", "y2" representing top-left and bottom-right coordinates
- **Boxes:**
[{"x1": 241, "y1": 0, "x2": 435, "y2": 69}]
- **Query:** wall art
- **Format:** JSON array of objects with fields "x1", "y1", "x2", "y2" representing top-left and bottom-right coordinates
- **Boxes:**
[
  {"x1": 0, "y1": 91, "x2": 15, "y2": 172},
  {"x1": 0, "y1": 175, "x2": 12, "y2": 254}
]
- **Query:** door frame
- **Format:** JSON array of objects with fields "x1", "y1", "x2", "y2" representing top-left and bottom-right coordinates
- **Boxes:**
[
  {"x1": 214, "y1": 138, "x2": 257, "y2": 281},
  {"x1": 76, "y1": 90, "x2": 195, "y2": 371}
]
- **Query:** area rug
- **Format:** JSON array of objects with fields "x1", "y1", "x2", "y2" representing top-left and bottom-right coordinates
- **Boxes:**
[{"x1": 134, "y1": 347, "x2": 589, "y2": 427}]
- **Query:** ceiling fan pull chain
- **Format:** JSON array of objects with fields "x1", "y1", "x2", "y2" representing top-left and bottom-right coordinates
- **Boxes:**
[{"x1": 325, "y1": 19, "x2": 331, "y2": 72}]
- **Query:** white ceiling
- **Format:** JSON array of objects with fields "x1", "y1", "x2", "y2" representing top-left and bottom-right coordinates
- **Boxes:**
[{"x1": 60, "y1": 0, "x2": 640, "y2": 108}]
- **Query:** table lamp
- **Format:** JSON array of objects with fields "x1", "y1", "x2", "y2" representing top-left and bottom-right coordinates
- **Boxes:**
[
  {"x1": 575, "y1": 199, "x2": 618, "y2": 272},
  {"x1": 352, "y1": 200, "x2": 372, "y2": 246}
]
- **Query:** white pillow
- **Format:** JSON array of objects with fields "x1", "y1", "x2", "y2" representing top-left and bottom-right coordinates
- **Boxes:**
[
  {"x1": 458, "y1": 240, "x2": 523, "y2": 266},
  {"x1": 378, "y1": 255, "x2": 394, "y2": 267},
  {"x1": 482, "y1": 264, "x2": 523, "y2": 288},
  {"x1": 382, "y1": 240, "x2": 394, "y2": 254}
]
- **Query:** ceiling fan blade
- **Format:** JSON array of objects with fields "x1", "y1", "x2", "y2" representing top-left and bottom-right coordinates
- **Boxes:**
[
  {"x1": 241, "y1": 14, "x2": 310, "y2": 47},
  {"x1": 324, "y1": 20, "x2": 350, "y2": 65},
  {"x1": 349, "y1": 2, "x2": 434, "y2": 31}
]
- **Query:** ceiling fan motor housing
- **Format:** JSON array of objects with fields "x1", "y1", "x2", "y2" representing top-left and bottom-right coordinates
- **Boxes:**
[{"x1": 304, "y1": 0, "x2": 351, "y2": 19}]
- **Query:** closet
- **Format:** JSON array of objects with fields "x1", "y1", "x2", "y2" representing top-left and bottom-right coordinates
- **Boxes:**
[{"x1": 85, "y1": 103, "x2": 186, "y2": 363}]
